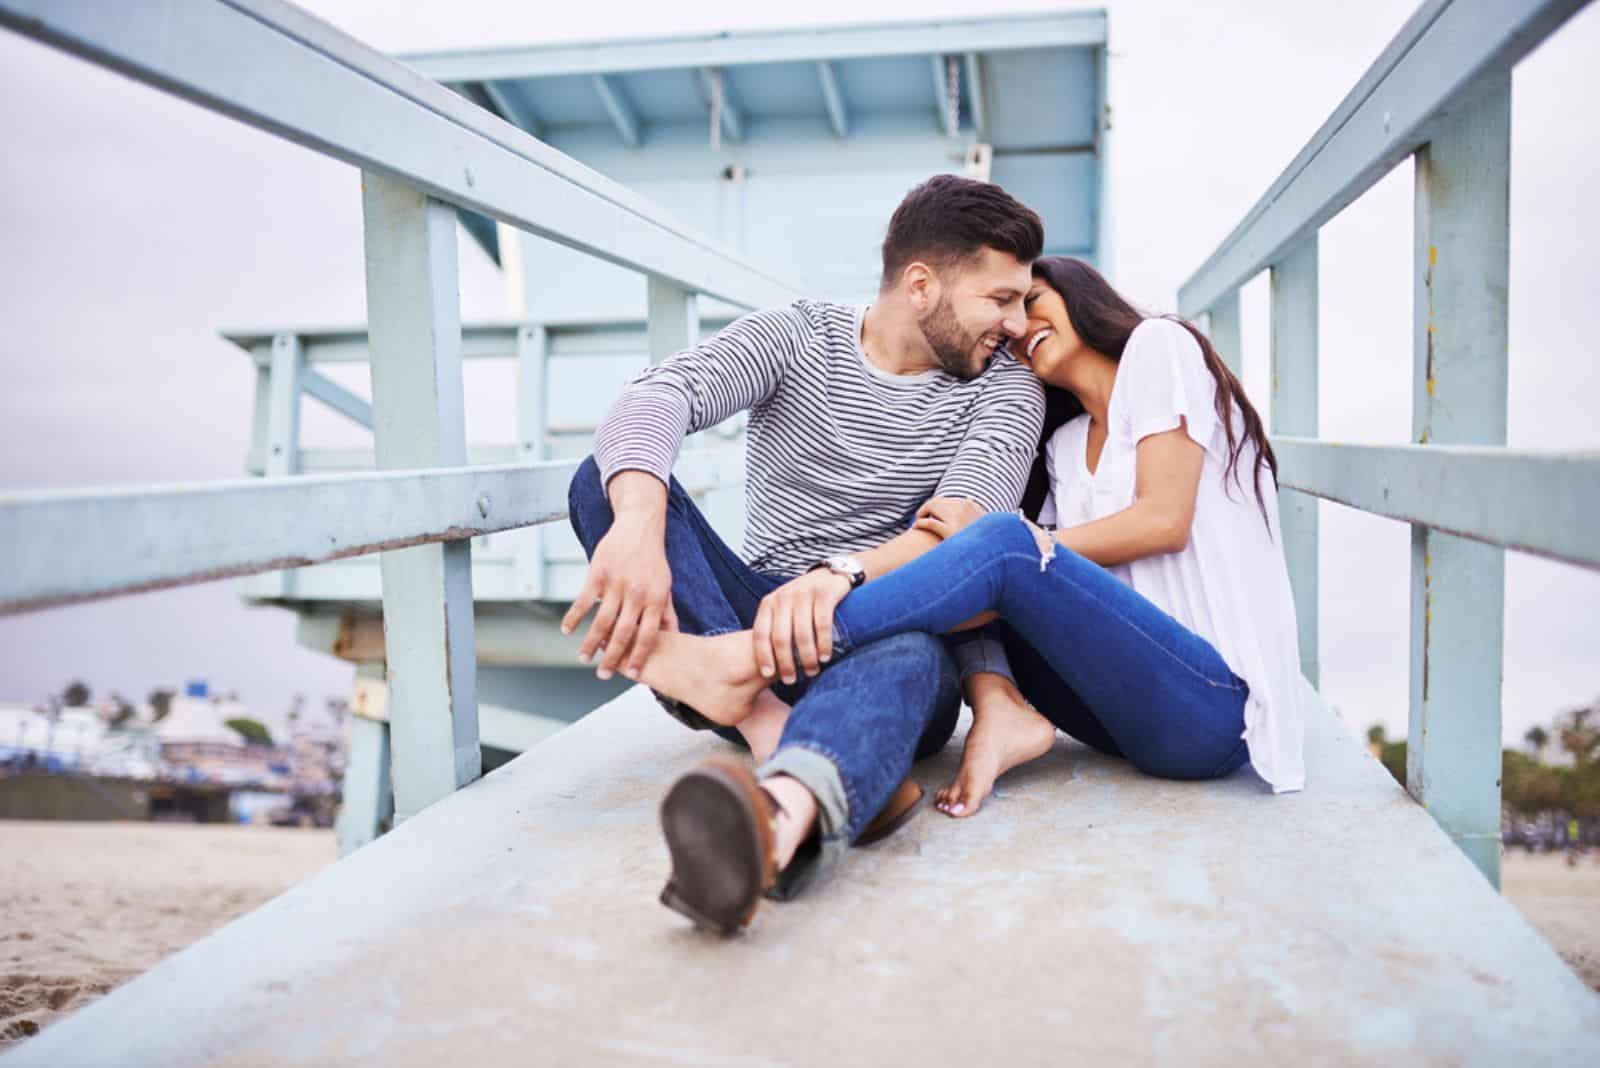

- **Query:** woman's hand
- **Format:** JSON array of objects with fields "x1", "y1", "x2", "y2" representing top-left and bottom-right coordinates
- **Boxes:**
[{"x1": 913, "y1": 496, "x2": 986, "y2": 541}]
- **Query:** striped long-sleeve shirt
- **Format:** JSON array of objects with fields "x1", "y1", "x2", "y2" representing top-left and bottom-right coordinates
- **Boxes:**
[{"x1": 594, "y1": 300, "x2": 1045, "y2": 578}]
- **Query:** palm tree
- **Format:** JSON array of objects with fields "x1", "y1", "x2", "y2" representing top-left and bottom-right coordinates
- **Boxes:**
[
  {"x1": 1525, "y1": 725, "x2": 1550, "y2": 761},
  {"x1": 148, "y1": 688, "x2": 174, "y2": 723},
  {"x1": 1558, "y1": 703, "x2": 1599, "y2": 768}
]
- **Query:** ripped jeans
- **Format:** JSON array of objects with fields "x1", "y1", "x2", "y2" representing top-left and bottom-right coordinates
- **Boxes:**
[{"x1": 833, "y1": 512, "x2": 1251, "y2": 781}]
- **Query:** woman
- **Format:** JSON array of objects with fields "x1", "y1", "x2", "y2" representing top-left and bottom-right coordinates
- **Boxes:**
[{"x1": 623, "y1": 257, "x2": 1305, "y2": 927}]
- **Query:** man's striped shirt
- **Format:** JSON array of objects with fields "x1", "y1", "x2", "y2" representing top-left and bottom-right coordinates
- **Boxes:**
[{"x1": 594, "y1": 300, "x2": 1045, "y2": 578}]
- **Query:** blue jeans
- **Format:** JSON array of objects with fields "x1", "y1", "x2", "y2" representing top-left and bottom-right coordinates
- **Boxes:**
[
  {"x1": 834, "y1": 511, "x2": 1251, "y2": 781},
  {"x1": 567, "y1": 458, "x2": 961, "y2": 894}
]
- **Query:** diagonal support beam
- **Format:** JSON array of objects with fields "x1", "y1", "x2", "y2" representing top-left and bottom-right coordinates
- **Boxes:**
[
  {"x1": 698, "y1": 67, "x2": 742, "y2": 142},
  {"x1": 930, "y1": 54, "x2": 957, "y2": 137},
  {"x1": 478, "y1": 80, "x2": 540, "y2": 139},
  {"x1": 591, "y1": 74, "x2": 640, "y2": 148},
  {"x1": 815, "y1": 60, "x2": 848, "y2": 138},
  {"x1": 301, "y1": 367, "x2": 373, "y2": 429}
]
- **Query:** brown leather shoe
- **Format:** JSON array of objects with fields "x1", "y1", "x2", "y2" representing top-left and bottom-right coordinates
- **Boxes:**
[
  {"x1": 856, "y1": 778, "x2": 923, "y2": 847},
  {"x1": 659, "y1": 755, "x2": 778, "y2": 936}
]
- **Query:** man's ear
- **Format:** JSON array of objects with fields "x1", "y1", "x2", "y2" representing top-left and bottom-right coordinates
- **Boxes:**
[{"x1": 903, "y1": 261, "x2": 939, "y2": 312}]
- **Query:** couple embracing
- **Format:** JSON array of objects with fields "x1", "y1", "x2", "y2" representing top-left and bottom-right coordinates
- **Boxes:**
[{"x1": 562, "y1": 174, "x2": 1305, "y2": 936}]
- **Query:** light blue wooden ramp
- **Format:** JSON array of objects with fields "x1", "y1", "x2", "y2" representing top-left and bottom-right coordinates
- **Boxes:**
[{"x1": 9, "y1": 684, "x2": 1598, "y2": 1066}]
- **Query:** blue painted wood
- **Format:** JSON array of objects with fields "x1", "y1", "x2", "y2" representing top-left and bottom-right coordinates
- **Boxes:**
[
  {"x1": 407, "y1": 14, "x2": 1106, "y2": 299},
  {"x1": 360, "y1": 172, "x2": 482, "y2": 821},
  {"x1": 265, "y1": 333, "x2": 303, "y2": 478},
  {"x1": 513, "y1": 325, "x2": 549, "y2": 600},
  {"x1": 401, "y1": 11, "x2": 1108, "y2": 81},
  {"x1": 1407, "y1": 78, "x2": 1512, "y2": 889},
  {"x1": 930, "y1": 55, "x2": 957, "y2": 136},
  {"x1": 1178, "y1": 0, "x2": 1590, "y2": 318},
  {"x1": 336, "y1": 714, "x2": 392, "y2": 855},
  {"x1": 591, "y1": 74, "x2": 641, "y2": 148},
  {"x1": 964, "y1": 53, "x2": 987, "y2": 141},
  {"x1": 300, "y1": 367, "x2": 373, "y2": 429},
  {"x1": 647, "y1": 279, "x2": 698, "y2": 365},
  {"x1": 261, "y1": 332, "x2": 303, "y2": 599},
  {"x1": 1270, "y1": 237, "x2": 1320, "y2": 685},
  {"x1": 815, "y1": 61, "x2": 848, "y2": 138},
  {"x1": 1270, "y1": 440, "x2": 1600, "y2": 569},
  {"x1": 698, "y1": 68, "x2": 742, "y2": 143},
  {"x1": 1206, "y1": 291, "x2": 1242, "y2": 377},
  {"x1": 480, "y1": 79, "x2": 540, "y2": 139}
]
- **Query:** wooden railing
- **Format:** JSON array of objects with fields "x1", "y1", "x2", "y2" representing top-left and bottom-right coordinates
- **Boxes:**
[
  {"x1": 0, "y1": 0, "x2": 795, "y2": 825},
  {"x1": 1177, "y1": 0, "x2": 1599, "y2": 887}
]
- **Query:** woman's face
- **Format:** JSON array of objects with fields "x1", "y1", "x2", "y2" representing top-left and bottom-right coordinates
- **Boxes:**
[{"x1": 1012, "y1": 279, "x2": 1083, "y2": 387}]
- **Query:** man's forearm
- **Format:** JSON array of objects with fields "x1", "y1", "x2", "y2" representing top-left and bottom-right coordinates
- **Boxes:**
[
  {"x1": 592, "y1": 382, "x2": 692, "y2": 492},
  {"x1": 606, "y1": 470, "x2": 669, "y2": 532}
]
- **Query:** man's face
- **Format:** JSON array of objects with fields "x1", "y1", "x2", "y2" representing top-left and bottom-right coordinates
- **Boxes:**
[{"x1": 916, "y1": 247, "x2": 1032, "y2": 381}]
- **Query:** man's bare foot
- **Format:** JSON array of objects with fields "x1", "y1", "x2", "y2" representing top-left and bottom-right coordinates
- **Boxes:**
[
  {"x1": 935, "y1": 685, "x2": 1057, "y2": 819},
  {"x1": 622, "y1": 630, "x2": 768, "y2": 727}
]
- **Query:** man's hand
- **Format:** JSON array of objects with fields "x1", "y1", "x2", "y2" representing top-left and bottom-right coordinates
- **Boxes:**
[
  {"x1": 752, "y1": 568, "x2": 853, "y2": 685},
  {"x1": 912, "y1": 496, "x2": 986, "y2": 541},
  {"x1": 561, "y1": 478, "x2": 677, "y2": 680}
]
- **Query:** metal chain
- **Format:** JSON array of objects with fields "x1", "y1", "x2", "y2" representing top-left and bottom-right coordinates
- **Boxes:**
[
  {"x1": 710, "y1": 68, "x2": 723, "y2": 152},
  {"x1": 946, "y1": 56, "x2": 960, "y2": 137}
]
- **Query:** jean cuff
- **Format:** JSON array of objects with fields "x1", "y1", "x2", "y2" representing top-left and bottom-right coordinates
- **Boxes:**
[
  {"x1": 757, "y1": 744, "x2": 850, "y2": 900},
  {"x1": 830, "y1": 611, "x2": 856, "y2": 659},
  {"x1": 950, "y1": 632, "x2": 1017, "y2": 685}
]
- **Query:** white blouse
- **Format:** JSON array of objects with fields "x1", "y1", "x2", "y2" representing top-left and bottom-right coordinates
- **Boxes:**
[{"x1": 1040, "y1": 318, "x2": 1306, "y2": 793}]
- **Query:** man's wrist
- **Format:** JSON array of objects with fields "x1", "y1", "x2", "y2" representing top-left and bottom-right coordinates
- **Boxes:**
[
  {"x1": 606, "y1": 471, "x2": 668, "y2": 528},
  {"x1": 808, "y1": 554, "x2": 866, "y2": 589}
]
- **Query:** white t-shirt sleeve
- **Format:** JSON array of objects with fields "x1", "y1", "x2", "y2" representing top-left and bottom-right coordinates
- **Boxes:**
[{"x1": 1118, "y1": 319, "x2": 1219, "y2": 454}]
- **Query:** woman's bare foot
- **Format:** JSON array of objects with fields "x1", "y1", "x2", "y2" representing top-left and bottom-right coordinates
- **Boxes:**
[
  {"x1": 621, "y1": 630, "x2": 768, "y2": 728},
  {"x1": 936, "y1": 676, "x2": 1057, "y2": 819}
]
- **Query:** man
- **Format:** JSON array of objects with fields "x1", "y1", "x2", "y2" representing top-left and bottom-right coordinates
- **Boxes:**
[{"x1": 562, "y1": 174, "x2": 1045, "y2": 930}]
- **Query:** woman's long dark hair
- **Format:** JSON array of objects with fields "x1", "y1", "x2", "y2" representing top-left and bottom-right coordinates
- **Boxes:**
[{"x1": 1019, "y1": 257, "x2": 1278, "y2": 526}]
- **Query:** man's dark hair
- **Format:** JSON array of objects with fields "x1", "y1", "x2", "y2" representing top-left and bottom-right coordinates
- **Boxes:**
[{"x1": 880, "y1": 174, "x2": 1044, "y2": 288}]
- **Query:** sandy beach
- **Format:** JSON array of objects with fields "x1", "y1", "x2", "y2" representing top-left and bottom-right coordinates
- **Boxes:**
[
  {"x1": 1, "y1": 822, "x2": 1596, "y2": 1048},
  {"x1": 1, "y1": 820, "x2": 335, "y2": 1044},
  {"x1": 1503, "y1": 848, "x2": 1600, "y2": 992}
]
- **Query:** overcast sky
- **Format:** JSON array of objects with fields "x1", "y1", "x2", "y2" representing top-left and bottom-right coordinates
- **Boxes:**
[{"x1": 1, "y1": 0, "x2": 1595, "y2": 743}]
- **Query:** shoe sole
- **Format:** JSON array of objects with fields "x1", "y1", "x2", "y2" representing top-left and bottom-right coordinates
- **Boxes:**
[{"x1": 659, "y1": 757, "x2": 775, "y2": 936}]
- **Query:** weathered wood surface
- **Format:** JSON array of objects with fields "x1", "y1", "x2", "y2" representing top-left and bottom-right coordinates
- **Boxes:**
[{"x1": 12, "y1": 685, "x2": 1599, "y2": 1066}]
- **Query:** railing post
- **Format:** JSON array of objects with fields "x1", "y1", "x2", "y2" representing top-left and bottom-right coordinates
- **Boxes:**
[
  {"x1": 361, "y1": 172, "x2": 481, "y2": 822},
  {"x1": 513, "y1": 322, "x2": 548, "y2": 598},
  {"x1": 1408, "y1": 77, "x2": 1511, "y2": 888},
  {"x1": 266, "y1": 333, "x2": 304, "y2": 477},
  {"x1": 1270, "y1": 237, "x2": 1320, "y2": 685},
  {"x1": 255, "y1": 332, "x2": 305, "y2": 598},
  {"x1": 336, "y1": 710, "x2": 393, "y2": 854},
  {"x1": 647, "y1": 276, "x2": 698, "y2": 365},
  {"x1": 1207, "y1": 290, "x2": 1242, "y2": 377}
]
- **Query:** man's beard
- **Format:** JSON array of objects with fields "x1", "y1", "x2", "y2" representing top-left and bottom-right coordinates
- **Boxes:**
[{"x1": 917, "y1": 295, "x2": 987, "y2": 381}]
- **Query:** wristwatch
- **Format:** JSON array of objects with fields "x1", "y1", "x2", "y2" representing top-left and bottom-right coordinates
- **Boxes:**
[{"x1": 808, "y1": 554, "x2": 866, "y2": 589}]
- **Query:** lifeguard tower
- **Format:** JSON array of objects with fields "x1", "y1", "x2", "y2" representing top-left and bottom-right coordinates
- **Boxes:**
[{"x1": 218, "y1": 11, "x2": 1111, "y2": 849}]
